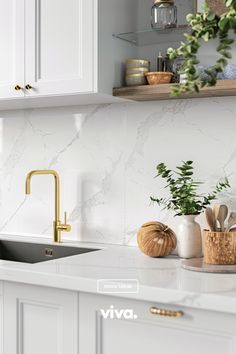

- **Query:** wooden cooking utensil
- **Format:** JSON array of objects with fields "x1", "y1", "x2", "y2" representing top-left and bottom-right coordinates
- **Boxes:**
[
  {"x1": 205, "y1": 207, "x2": 216, "y2": 231},
  {"x1": 213, "y1": 204, "x2": 228, "y2": 232},
  {"x1": 226, "y1": 212, "x2": 236, "y2": 232},
  {"x1": 212, "y1": 204, "x2": 220, "y2": 230}
]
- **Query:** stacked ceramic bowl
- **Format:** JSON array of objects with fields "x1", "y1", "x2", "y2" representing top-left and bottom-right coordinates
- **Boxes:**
[{"x1": 126, "y1": 59, "x2": 150, "y2": 86}]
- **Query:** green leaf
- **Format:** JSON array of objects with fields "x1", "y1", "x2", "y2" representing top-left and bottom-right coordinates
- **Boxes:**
[
  {"x1": 207, "y1": 12, "x2": 215, "y2": 21},
  {"x1": 224, "y1": 38, "x2": 234, "y2": 45},
  {"x1": 223, "y1": 51, "x2": 232, "y2": 58},
  {"x1": 186, "y1": 14, "x2": 194, "y2": 22},
  {"x1": 202, "y1": 32, "x2": 210, "y2": 41},
  {"x1": 225, "y1": 0, "x2": 233, "y2": 7},
  {"x1": 219, "y1": 17, "x2": 230, "y2": 31}
]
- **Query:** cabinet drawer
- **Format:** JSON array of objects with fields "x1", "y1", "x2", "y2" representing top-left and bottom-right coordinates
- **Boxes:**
[{"x1": 79, "y1": 293, "x2": 236, "y2": 354}]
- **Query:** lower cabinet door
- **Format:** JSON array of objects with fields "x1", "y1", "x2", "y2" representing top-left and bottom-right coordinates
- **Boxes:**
[
  {"x1": 3, "y1": 282, "x2": 78, "y2": 354},
  {"x1": 79, "y1": 293, "x2": 236, "y2": 354},
  {"x1": 0, "y1": 296, "x2": 2, "y2": 354}
]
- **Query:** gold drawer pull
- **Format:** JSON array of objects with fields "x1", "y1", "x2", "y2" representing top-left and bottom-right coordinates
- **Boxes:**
[
  {"x1": 25, "y1": 84, "x2": 32, "y2": 90},
  {"x1": 150, "y1": 307, "x2": 184, "y2": 318},
  {"x1": 14, "y1": 85, "x2": 22, "y2": 91}
]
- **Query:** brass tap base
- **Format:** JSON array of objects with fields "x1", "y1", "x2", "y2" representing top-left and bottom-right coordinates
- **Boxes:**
[
  {"x1": 53, "y1": 219, "x2": 71, "y2": 243},
  {"x1": 54, "y1": 221, "x2": 62, "y2": 243}
]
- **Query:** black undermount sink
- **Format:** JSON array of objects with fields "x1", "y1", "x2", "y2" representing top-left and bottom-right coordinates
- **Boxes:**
[{"x1": 0, "y1": 240, "x2": 99, "y2": 264}]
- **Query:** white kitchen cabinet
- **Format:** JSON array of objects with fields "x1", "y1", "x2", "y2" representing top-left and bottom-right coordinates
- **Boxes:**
[
  {"x1": 3, "y1": 282, "x2": 78, "y2": 354},
  {"x1": 79, "y1": 293, "x2": 236, "y2": 354},
  {"x1": 24, "y1": 0, "x2": 95, "y2": 97},
  {"x1": 0, "y1": 0, "x2": 136, "y2": 109},
  {"x1": 0, "y1": 297, "x2": 2, "y2": 354},
  {"x1": 0, "y1": 282, "x2": 2, "y2": 354},
  {"x1": 0, "y1": 0, "x2": 24, "y2": 99}
]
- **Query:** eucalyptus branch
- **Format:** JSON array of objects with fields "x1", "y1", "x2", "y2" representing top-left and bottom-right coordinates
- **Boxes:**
[{"x1": 151, "y1": 161, "x2": 230, "y2": 216}]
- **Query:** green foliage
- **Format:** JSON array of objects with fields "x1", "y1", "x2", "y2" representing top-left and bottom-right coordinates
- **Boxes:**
[
  {"x1": 151, "y1": 161, "x2": 230, "y2": 216},
  {"x1": 167, "y1": 0, "x2": 236, "y2": 96}
]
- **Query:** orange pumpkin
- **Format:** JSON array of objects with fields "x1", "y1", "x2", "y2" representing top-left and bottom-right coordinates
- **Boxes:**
[{"x1": 137, "y1": 222, "x2": 177, "y2": 257}]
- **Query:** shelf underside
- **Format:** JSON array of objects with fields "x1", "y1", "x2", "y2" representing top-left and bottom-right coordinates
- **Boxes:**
[{"x1": 113, "y1": 80, "x2": 236, "y2": 102}]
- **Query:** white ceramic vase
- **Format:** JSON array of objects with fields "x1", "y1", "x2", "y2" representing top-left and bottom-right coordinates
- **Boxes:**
[{"x1": 176, "y1": 215, "x2": 202, "y2": 259}]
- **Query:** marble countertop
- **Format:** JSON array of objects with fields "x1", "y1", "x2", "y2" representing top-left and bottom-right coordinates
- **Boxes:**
[{"x1": 0, "y1": 234, "x2": 236, "y2": 315}]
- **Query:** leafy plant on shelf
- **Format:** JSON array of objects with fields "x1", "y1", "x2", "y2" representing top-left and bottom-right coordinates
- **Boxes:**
[
  {"x1": 167, "y1": 0, "x2": 236, "y2": 96},
  {"x1": 151, "y1": 161, "x2": 230, "y2": 216}
]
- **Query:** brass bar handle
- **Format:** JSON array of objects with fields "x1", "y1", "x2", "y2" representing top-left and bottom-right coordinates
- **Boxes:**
[
  {"x1": 25, "y1": 84, "x2": 32, "y2": 90},
  {"x1": 57, "y1": 212, "x2": 71, "y2": 232},
  {"x1": 150, "y1": 307, "x2": 184, "y2": 318},
  {"x1": 64, "y1": 211, "x2": 67, "y2": 225},
  {"x1": 15, "y1": 85, "x2": 22, "y2": 91}
]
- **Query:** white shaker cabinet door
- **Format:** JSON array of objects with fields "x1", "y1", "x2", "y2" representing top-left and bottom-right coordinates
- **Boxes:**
[
  {"x1": 3, "y1": 282, "x2": 78, "y2": 354},
  {"x1": 0, "y1": 0, "x2": 24, "y2": 98},
  {"x1": 79, "y1": 293, "x2": 236, "y2": 354},
  {"x1": 24, "y1": 0, "x2": 96, "y2": 97},
  {"x1": 0, "y1": 297, "x2": 2, "y2": 354}
]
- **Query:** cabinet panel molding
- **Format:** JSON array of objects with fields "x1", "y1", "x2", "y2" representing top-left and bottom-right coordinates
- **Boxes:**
[
  {"x1": 25, "y1": 0, "x2": 95, "y2": 96},
  {"x1": 17, "y1": 299, "x2": 63, "y2": 354},
  {"x1": 0, "y1": 0, "x2": 24, "y2": 98},
  {"x1": 3, "y1": 282, "x2": 78, "y2": 354},
  {"x1": 0, "y1": 297, "x2": 2, "y2": 354}
]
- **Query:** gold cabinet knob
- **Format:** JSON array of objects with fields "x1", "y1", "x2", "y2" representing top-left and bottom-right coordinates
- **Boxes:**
[
  {"x1": 14, "y1": 85, "x2": 22, "y2": 91},
  {"x1": 25, "y1": 84, "x2": 32, "y2": 90},
  {"x1": 150, "y1": 307, "x2": 184, "y2": 318}
]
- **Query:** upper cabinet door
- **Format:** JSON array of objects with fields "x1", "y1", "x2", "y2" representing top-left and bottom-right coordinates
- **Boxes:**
[
  {"x1": 0, "y1": 0, "x2": 24, "y2": 98},
  {"x1": 24, "y1": 0, "x2": 96, "y2": 97}
]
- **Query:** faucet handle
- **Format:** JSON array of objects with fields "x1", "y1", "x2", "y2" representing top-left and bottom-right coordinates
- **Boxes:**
[
  {"x1": 64, "y1": 211, "x2": 68, "y2": 225},
  {"x1": 62, "y1": 211, "x2": 71, "y2": 232}
]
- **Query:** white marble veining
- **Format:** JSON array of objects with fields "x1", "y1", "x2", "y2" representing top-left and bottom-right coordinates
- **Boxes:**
[
  {"x1": 0, "y1": 98, "x2": 236, "y2": 245},
  {"x1": 0, "y1": 235, "x2": 236, "y2": 315}
]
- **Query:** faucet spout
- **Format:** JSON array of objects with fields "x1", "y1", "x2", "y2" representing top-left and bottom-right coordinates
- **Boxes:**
[{"x1": 25, "y1": 170, "x2": 71, "y2": 243}]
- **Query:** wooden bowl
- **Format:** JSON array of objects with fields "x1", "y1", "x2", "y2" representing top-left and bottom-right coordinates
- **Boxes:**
[{"x1": 145, "y1": 71, "x2": 173, "y2": 85}]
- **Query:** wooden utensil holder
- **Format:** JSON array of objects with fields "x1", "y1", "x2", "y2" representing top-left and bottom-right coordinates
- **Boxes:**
[{"x1": 203, "y1": 230, "x2": 236, "y2": 265}]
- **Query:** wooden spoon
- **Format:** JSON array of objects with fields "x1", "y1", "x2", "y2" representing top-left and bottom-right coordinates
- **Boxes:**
[
  {"x1": 226, "y1": 212, "x2": 236, "y2": 232},
  {"x1": 212, "y1": 204, "x2": 220, "y2": 230},
  {"x1": 213, "y1": 204, "x2": 228, "y2": 232},
  {"x1": 205, "y1": 207, "x2": 216, "y2": 231}
]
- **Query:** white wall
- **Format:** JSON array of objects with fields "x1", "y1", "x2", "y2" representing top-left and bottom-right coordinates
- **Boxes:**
[
  {"x1": 0, "y1": 0, "x2": 235, "y2": 245},
  {"x1": 0, "y1": 97, "x2": 235, "y2": 245}
]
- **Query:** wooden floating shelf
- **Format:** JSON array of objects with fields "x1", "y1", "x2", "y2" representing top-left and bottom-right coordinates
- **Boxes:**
[{"x1": 113, "y1": 79, "x2": 236, "y2": 102}]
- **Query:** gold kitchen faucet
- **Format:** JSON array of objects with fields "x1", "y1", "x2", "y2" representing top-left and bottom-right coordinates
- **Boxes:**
[{"x1": 25, "y1": 170, "x2": 71, "y2": 243}]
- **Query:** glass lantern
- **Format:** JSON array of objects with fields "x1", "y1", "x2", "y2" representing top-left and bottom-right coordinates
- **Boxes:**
[{"x1": 151, "y1": 0, "x2": 177, "y2": 29}]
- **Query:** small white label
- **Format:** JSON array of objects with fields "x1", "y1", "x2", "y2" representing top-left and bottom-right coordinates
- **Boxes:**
[{"x1": 97, "y1": 279, "x2": 139, "y2": 294}]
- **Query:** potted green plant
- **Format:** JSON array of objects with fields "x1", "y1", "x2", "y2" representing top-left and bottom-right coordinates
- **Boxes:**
[
  {"x1": 167, "y1": 0, "x2": 236, "y2": 96},
  {"x1": 151, "y1": 161, "x2": 230, "y2": 258}
]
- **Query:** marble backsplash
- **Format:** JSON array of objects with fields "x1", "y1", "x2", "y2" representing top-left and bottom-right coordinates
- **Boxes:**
[{"x1": 0, "y1": 97, "x2": 236, "y2": 245}]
